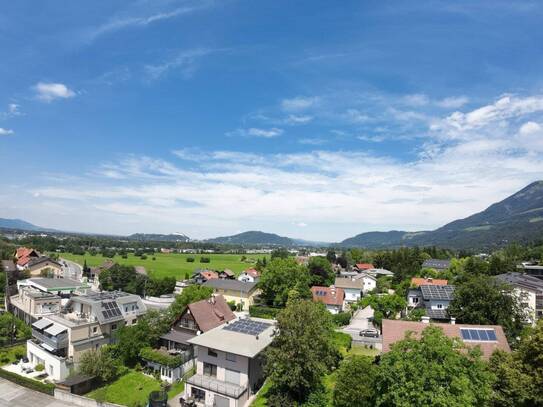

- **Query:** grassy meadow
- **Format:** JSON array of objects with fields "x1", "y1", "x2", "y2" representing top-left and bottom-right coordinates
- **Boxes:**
[{"x1": 57, "y1": 252, "x2": 267, "y2": 280}]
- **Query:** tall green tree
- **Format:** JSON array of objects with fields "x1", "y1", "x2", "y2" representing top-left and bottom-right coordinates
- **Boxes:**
[
  {"x1": 333, "y1": 356, "x2": 376, "y2": 407},
  {"x1": 78, "y1": 346, "x2": 120, "y2": 382},
  {"x1": 516, "y1": 319, "x2": 543, "y2": 404},
  {"x1": 265, "y1": 300, "x2": 337, "y2": 405},
  {"x1": 489, "y1": 350, "x2": 534, "y2": 407},
  {"x1": 375, "y1": 326, "x2": 494, "y2": 407},
  {"x1": 447, "y1": 274, "x2": 526, "y2": 343},
  {"x1": 167, "y1": 284, "x2": 213, "y2": 323},
  {"x1": 258, "y1": 258, "x2": 311, "y2": 307},
  {"x1": 308, "y1": 256, "x2": 334, "y2": 287}
]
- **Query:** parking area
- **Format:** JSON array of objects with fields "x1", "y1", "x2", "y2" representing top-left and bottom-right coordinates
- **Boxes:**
[
  {"x1": 0, "y1": 378, "x2": 73, "y2": 407},
  {"x1": 341, "y1": 305, "x2": 382, "y2": 349}
]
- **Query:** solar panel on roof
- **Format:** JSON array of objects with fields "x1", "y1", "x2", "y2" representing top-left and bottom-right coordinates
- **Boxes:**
[
  {"x1": 460, "y1": 328, "x2": 497, "y2": 342},
  {"x1": 223, "y1": 319, "x2": 271, "y2": 336}
]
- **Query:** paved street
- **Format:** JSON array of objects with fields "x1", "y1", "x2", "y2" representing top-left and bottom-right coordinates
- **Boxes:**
[
  {"x1": 341, "y1": 305, "x2": 382, "y2": 347},
  {"x1": 60, "y1": 258, "x2": 82, "y2": 281},
  {"x1": 0, "y1": 378, "x2": 74, "y2": 407}
]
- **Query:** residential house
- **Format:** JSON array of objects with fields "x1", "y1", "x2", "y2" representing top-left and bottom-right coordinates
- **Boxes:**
[
  {"x1": 496, "y1": 272, "x2": 543, "y2": 323},
  {"x1": 410, "y1": 277, "x2": 448, "y2": 287},
  {"x1": 237, "y1": 269, "x2": 260, "y2": 283},
  {"x1": 354, "y1": 263, "x2": 374, "y2": 272},
  {"x1": 25, "y1": 257, "x2": 63, "y2": 278},
  {"x1": 17, "y1": 277, "x2": 89, "y2": 297},
  {"x1": 183, "y1": 318, "x2": 274, "y2": 407},
  {"x1": 382, "y1": 319, "x2": 510, "y2": 359},
  {"x1": 88, "y1": 259, "x2": 115, "y2": 282},
  {"x1": 193, "y1": 270, "x2": 219, "y2": 285},
  {"x1": 365, "y1": 268, "x2": 394, "y2": 278},
  {"x1": 421, "y1": 259, "x2": 451, "y2": 272},
  {"x1": 203, "y1": 280, "x2": 259, "y2": 311},
  {"x1": 518, "y1": 263, "x2": 543, "y2": 280},
  {"x1": 219, "y1": 269, "x2": 235, "y2": 280},
  {"x1": 407, "y1": 284, "x2": 455, "y2": 321},
  {"x1": 311, "y1": 286, "x2": 345, "y2": 314},
  {"x1": 15, "y1": 247, "x2": 40, "y2": 269},
  {"x1": 334, "y1": 277, "x2": 363, "y2": 303},
  {"x1": 152, "y1": 295, "x2": 236, "y2": 382},
  {"x1": 26, "y1": 291, "x2": 147, "y2": 381}
]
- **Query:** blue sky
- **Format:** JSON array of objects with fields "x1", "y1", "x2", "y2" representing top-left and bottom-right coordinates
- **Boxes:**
[{"x1": 2, "y1": 0, "x2": 543, "y2": 241}]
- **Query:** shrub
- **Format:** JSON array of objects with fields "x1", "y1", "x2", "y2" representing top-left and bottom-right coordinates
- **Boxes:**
[
  {"x1": 139, "y1": 347, "x2": 184, "y2": 368},
  {"x1": 152, "y1": 257, "x2": 156, "y2": 261},
  {"x1": 35, "y1": 364, "x2": 45, "y2": 372},
  {"x1": 186, "y1": 257, "x2": 195, "y2": 263},
  {"x1": 140, "y1": 254, "x2": 147, "y2": 260},
  {"x1": 249, "y1": 305, "x2": 282, "y2": 319},
  {"x1": 0, "y1": 368, "x2": 55, "y2": 395},
  {"x1": 200, "y1": 257, "x2": 210, "y2": 263},
  {"x1": 332, "y1": 312, "x2": 351, "y2": 327},
  {"x1": 227, "y1": 301, "x2": 237, "y2": 311}
]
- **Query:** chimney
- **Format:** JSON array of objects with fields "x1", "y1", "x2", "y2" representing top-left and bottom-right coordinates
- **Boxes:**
[
  {"x1": 450, "y1": 317, "x2": 456, "y2": 325},
  {"x1": 421, "y1": 316, "x2": 430, "y2": 324},
  {"x1": 427, "y1": 277, "x2": 433, "y2": 283}
]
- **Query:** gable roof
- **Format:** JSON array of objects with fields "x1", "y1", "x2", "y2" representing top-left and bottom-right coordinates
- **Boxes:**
[
  {"x1": 382, "y1": 319, "x2": 510, "y2": 359},
  {"x1": 200, "y1": 270, "x2": 219, "y2": 280},
  {"x1": 26, "y1": 257, "x2": 62, "y2": 270},
  {"x1": 186, "y1": 295, "x2": 236, "y2": 332},
  {"x1": 355, "y1": 263, "x2": 374, "y2": 270},
  {"x1": 422, "y1": 259, "x2": 451, "y2": 269},
  {"x1": 311, "y1": 286, "x2": 345, "y2": 306},
  {"x1": 243, "y1": 268, "x2": 260, "y2": 278},
  {"x1": 203, "y1": 279, "x2": 258, "y2": 294},
  {"x1": 495, "y1": 272, "x2": 543, "y2": 293},
  {"x1": 220, "y1": 269, "x2": 235, "y2": 277},
  {"x1": 411, "y1": 277, "x2": 448, "y2": 287},
  {"x1": 420, "y1": 285, "x2": 455, "y2": 301},
  {"x1": 16, "y1": 247, "x2": 39, "y2": 260},
  {"x1": 334, "y1": 277, "x2": 364, "y2": 290}
]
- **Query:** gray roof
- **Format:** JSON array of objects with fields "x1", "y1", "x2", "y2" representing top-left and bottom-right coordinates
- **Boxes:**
[
  {"x1": 160, "y1": 329, "x2": 196, "y2": 345},
  {"x1": 496, "y1": 272, "x2": 543, "y2": 293},
  {"x1": 27, "y1": 257, "x2": 62, "y2": 269},
  {"x1": 422, "y1": 259, "x2": 451, "y2": 270},
  {"x1": 203, "y1": 279, "x2": 258, "y2": 294},
  {"x1": 420, "y1": 285, "x2": 455, "y2": 301},
  {"x1": 426, "y1": 309, "x2": 450, "y2": 320},
  {"x1": 188, "y1": 318, "x2": 275, "y2": 358},
  {"x1": 366, "y1": 268, "x2": 394, "y2": 276},
  {"x1": 334, "y1": 277, "x2": 363, "y2": 289},
  {"x1": 26, "y1": 278, "x2": 87, "y2": 291},
  {"x1": 1, "y1": 260, "x2": 16, "y2": 272}
]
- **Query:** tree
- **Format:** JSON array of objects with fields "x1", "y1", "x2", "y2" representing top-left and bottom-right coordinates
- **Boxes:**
[
  {"x1": 78, "y1": 346, "x2": 119, "y2": 382},
  {"x1": 489, "y1": 351, "x2": 534, "y2": 407},
  {"x1": 167, "y1": 284, "x2": 213, "y2": 323},
  {"x1": 258, "y1": 258, "x2": 311, "y2": 307},
  {"x1": 115, "y1": 318, "x2": 154, "y2": 366},
  {"x1": 270, "y1": 248, "x2": 290, "y2": 260},
  {"x1": 308, "y1": 257, "x2": 334, "y2": 287},
  {"x1": 516, "y1": 319, "x2": 543, "y2": 404},
  {"x1": 359, "y1": 294, "x2": 406, "y2": 326},
  {"x1": 333, "y1": 356, "x2": 376, "y2": 407},
  {"x1": 326, "y1": 250, "x2": 336, "y2": 264},
  {"x1": 375, "y1": 326, "x2": 494, "y2": 407},
  {"x1": 447, "y1": 274, "x2": 526, "y2": 343},
  {"x1": 265, "y1": 300, "x2": 337, "y2": 404}
]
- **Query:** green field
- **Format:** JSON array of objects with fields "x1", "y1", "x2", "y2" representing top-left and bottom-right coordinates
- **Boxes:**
[{"x1": 57, "y1": 252, "x2": 267, "y2": 280}]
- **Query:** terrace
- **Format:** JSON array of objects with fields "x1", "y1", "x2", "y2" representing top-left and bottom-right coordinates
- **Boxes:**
[{"x1": 186, "y1": 374, "x2": 247, "y2": 399}]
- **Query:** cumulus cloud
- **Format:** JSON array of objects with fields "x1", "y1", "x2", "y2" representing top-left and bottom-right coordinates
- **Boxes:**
[
  {"x1": 281, "y1": 96, "x2": 319, "y2": 111},
  {"x1": 34, "y1": 82, "x2": 76, "y2": 102},
  {"x1": 519, "y1": 121, "x2": 541, "y2": 135},
  {"x1": 436, "y1": 96, "x2": 469, "y2": 109},
  {"x1": 0, "y1": 127, "x2": 14, "y2": 135},
  {"x1": 226, "y1": 127, "x2": 284, "y2": 138},
  {"x1": 403, "y1": 93, "x2": 429, "y2": 106}
]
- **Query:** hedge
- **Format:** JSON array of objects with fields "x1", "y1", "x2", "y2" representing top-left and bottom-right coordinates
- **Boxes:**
[
  {"x1": 249, "y1": 305, "x2": 282, "y2": 319},
  {"x1": 332, "y1": 312, "x2": 351, "y2": 327},
  {"x1": 139, "y1": 347, "x2": 184, "y2": 368},
  {"x1": 0, "y1": 368, "x2": 55, "y2": 395}
]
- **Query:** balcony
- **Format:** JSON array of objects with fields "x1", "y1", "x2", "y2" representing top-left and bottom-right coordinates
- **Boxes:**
[
  {"x1": 32, "y1": 329, "x2": 68, "y2": 350},
  {"x1": 186, "y1": 374, "x2": 247, "y2": 399}
]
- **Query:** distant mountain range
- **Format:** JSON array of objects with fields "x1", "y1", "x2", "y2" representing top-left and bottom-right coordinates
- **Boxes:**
[
  {"x1": 3, "y1": 181, "x2": 543, "y2": 250},
  {"x1": 340, "y1": 181, "x2": 543, "y2": 249}
]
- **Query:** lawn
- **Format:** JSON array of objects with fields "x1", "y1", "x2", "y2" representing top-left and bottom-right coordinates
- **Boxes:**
[
  {"x1": 349, "y1": 344, "x2": 380, "y2": 357},
  {"x1": 57, "y1": 252, "x2": 268, "y2": 280},
  {"x1": 0, "y1": 344, "x2": 26, "y2": 365},
  {"x1": 86, "y1": 370, "x2": 184, "y2": 407}
]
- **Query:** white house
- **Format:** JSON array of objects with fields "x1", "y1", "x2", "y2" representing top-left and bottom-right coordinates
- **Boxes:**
[
  {"x1": 237, "y1": 269, "x2": 260, "y2": 283},
  {"x1": 311, "y1": 286, "x2": 345, "y2": 314},
  {"x1": 496, "y1": 272, "x2": 543, "y2": 324},
  {"x1": 334, "y1": 277, "x2": 363, "y2": 303}
]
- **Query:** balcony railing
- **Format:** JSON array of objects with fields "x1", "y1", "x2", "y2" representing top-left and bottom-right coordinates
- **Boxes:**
[
  {"x1": 186, "y1": 374, "x2": 247, "y2": 399},
  {"x1": 32, "y1": 329, "x2": 68, "y2": 350}
]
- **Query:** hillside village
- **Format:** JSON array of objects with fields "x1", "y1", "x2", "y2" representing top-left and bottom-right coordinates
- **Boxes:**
[{"x1": 1, "y1": 236, "x2": 543, "y2": 407}]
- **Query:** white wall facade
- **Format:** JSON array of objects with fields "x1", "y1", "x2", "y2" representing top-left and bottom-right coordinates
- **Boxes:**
[
  {"x1": 343, "y1": 288, "x2": 361, "y2": 303},
  {"x1": 27, "y1": 340, "x2": 71, "y2": 381}
]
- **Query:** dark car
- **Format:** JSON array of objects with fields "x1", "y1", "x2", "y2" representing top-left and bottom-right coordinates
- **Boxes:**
[{"x1": 359, "y1": 328, "x2": 379, "y2": 338}]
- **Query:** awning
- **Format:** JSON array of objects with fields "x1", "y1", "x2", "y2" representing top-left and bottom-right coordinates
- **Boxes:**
[
  {"x1": 44, "y1": 323, "x2": 67, "y2": 336},
  {"x1": 41, "y1": 342, "x2": 55, "y2": 352},
  {"x1": 32, "y1": 318, "x2": 53, "y2": 330}
]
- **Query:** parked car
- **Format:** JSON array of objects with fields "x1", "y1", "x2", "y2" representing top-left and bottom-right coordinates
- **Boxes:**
[{"x1": 359, "y1": 328, "x2": 379, "y2": 338}]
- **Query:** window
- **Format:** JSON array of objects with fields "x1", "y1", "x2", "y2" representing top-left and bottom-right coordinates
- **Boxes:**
[
  {"x1": 191, "y1": 388, "x2": 205, "y2": 402},
  {"x1": 111, "y1": 324, "x2": 117, "y2": 330},
  {"x1": 412, "y1": 297, "x2": 419, "y2": 304},
  {"x1": 203, "y1": 362, "x2": 217, "y2": 377},
  {"x1": 437, "y1": 304, "x2": 443, "y2": 309},
  {"x1": 208, "y1": 348, "x2": 218, "y2": 357},
  {"x1": 132, "y1": 318, "x2": 137, "y2": 324},
  {"x1": 92, "y1": 327, "x2": 98, "y2": 333},
  {"x1": 226, "y1": 352, "x2": 237, "y2": 362}
]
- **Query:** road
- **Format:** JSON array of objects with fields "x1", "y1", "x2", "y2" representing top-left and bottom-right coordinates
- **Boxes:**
[
  {"x1": 0, "y1": 377, "x2": 74, "y2": 407},
  {"x1": 342, "y1": 305, "x2": 382, "y2": 347},
  {"x1": 60, "y1": 258, "x2": 82, "y2": 281}
]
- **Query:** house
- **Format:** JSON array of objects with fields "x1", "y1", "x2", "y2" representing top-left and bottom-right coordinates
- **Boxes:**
[
  {"x1": 410, "y1": 277, "x2": 448, "y2": 287},
  {"x1": 311, "y1": 286, "x2": 345, "y2": 314},
  {"x1": 219, "y1": 269, "x2": 235, "y2": 280},
  {"x1": 203, "y1": 280, "x2": 259, "y2": 311},
  {"x1": 407, "y1": 284, "x2": 455, "y2": 321},
  {"x1": 88, "y1": 259, "x2": 116, "y2": 281},
  {"x1": 518, "y1": 263, "x2": 543, "y2": 280},
  {"x1": 193, "y1": 270, "x2": 219, "y2": 285},
  {"x1": 421, "y1": 259, "x2": 451, "y2": 272},
  {"x1": 334, "y1": 277, "x2": 363, "y2": 303},
  {"x1": 496, "y1": 272, "x2": 543, "y2": 323},
  {"x1": 17, "y1": 278, "x2": 89, "y2": 297},
  {"x1": 153, "y1": 295, "x2": 236, "y2": 382},
  {"x1": 25, "y1": 257, "x2": 63, "y2": 277},
  {"x1": 26, "y1": 291, "x2": 147, "y2": 381},
  {"x1": 365, "y1": 268, "x2": 394, "y2": 278},
  {"x1": 237, "y1": 269, "x2": 260, "y2": 283},
  {"x1": 382, "y1": 319, "x2": 510, "y2": 359},
  {"x1": 15, "y1": 247, "x2": 40, "y2": 269},
  {"x1": 354, "y1": 263, "x2": 374, "y2": 272},
  {"x1": 183, "y1": 318, "x2": 275, "y2": 407}
]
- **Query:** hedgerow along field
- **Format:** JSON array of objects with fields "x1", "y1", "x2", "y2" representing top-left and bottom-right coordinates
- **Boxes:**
[{"x1": 57, "y1": 252, "x2": 268, "y2": 280}]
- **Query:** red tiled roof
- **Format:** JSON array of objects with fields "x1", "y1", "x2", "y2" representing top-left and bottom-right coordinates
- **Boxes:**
[
  {"x1": 382, "y1": 319, "x2": 510, "y2": 359},
  {"x1": 311, "y1": 286, "x2": 345, "y2": 306},
  {"x1": 17, "y1": 256, "x2": 32, "y2": 266},
  {"x1": 201, "y1": 270, "x2": 219, "y2": 280},
  {"x1": 16, "y1": 247, "x2": 39, "y2": 260},
  {"x1": 355, "y1": 263, "x2": 374, "y2": 270},
  {"x1": 411, "y1": 277, "x2": 448, "y2": 287},
  {"x1": 244, "y1": 268, "x2": 260, "y2": 278},
  {"x1": 187, "y1": 295, "x2": 236, "y2": 332}
]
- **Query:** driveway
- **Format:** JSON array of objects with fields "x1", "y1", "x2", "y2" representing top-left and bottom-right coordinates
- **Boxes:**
[
  {"x1": 0, "y1": 378, "x2": 74, "y2": 407},
  {"x1": 342, "y1": 306, "x2": 382, "y2": 346},
  {"x1": 60, "y1": 258, "x2": 82, "y2": 280}
]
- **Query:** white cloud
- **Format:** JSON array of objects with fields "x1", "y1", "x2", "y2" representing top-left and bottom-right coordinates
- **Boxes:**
[
  {"x1": 144, "y1": 48, "x2": 216, "y2": 80},
  {"x1": 285, "y1": 115, "x2": 313, "y2": 124},
  {"x1": 281, "y1": 96, "x2": 319, "y2": 111},
  {"x1": 0, "y1": 127, "x2": 14, "y2": 135},
  {"x1": 34, "y1": 82, "x2": 76, "y2": 102},
  {"x1": 403, "y1": 93, "x2": 429, "y2": 106},
  {"x1": 227, "y1": 127, "x2": 284, "y2": 138},
  {"x1": 436, "y1": 96, "x2": 469, "y2": 109},
  {"x1": 519, "y1": 121, "x2": 541, "y2": 135}
]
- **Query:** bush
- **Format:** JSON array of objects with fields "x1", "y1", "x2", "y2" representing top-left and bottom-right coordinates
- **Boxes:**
[
  {"x1": 140, "y1": 254, "x2": 147, "y2": 260},
  {"x1": 227, "y1": 301, "x2": 237, "y2": 311},
  {"x1": 152, "y1": 257, "x2": 156, "y2": 261},
  {"x1": 332, "y1": 312, "x2": 351, "y2": 327},
  {"x1": 200, "y1": 257, "x2": 210, "y2": 263},
  {"x1": 139, "y1": 347, "x2": 184, "y2": 368},
  {"x1": 186, "y1": 257, "x2": 195, "y2": 263},
  {"x1": 249, "y1": 305, "x2": 282, "y2": 319},
  {"x1": 0, "y1": 368, "x2": 55, "y2": 395},
  {"x1": 35, "y1": 364, "x2": 45, "y2": 372}
]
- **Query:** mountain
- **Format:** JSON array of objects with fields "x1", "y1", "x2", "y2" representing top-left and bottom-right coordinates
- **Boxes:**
[
  {"x1": 206, "y1": 231, "x2": 293, "y2": 246},
  {"x1": 340, "y1": 181, "x2": 543, "y2": 250},
  {"x1": 128, "y1": 233, "x2": 190, "y2": 242},
  {"x1": 0, "y1": 218, "x2": 57, "y2": 232}
]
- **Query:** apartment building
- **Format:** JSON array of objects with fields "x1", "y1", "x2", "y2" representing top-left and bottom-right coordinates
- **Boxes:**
[
  {"x1": 496, "y1": 272, "x2": 543, "y2": 324},
  {"x1": 26, "y1": 291, "x2": 147, "y2": 381},
  {"x1": 183, "y1": 318, "x2": 274, "y2": 407}
]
